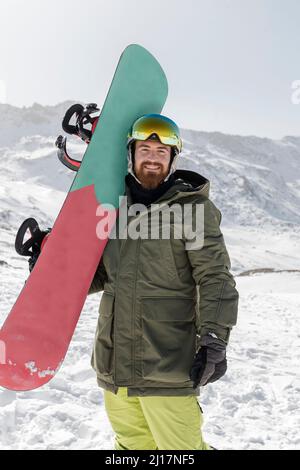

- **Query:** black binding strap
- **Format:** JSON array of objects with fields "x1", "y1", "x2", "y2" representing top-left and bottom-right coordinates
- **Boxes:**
[
  {"x1": 15, "y1": 218, "x2": 44, "y2": 256},
  {"x1": 61, "y1": 104, "x2": 84, "y2": 136},
  {"x1": 55, "y1": 135, "x2": 81, "y2": 172}
]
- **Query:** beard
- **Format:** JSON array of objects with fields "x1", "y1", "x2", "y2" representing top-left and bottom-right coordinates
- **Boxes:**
[{"x1": 134, "y1": 162, "x2": 169, "y2": 189}]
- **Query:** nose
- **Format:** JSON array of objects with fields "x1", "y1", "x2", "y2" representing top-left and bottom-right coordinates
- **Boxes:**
[{"x1": 147, "y1": 150, "x2": 160, "y2": 161}]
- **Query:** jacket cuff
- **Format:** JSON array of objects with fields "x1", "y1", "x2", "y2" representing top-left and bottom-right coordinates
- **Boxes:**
[{"x1": 199, "y1": 324, "x2": 231, "y2": 344}]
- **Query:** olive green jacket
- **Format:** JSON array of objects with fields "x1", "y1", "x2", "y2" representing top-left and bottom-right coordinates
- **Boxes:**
[{"x1": 89, "y1": 170, "x2": 239, "y2": 396}]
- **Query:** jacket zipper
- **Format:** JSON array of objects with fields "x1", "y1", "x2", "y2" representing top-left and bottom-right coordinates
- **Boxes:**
[
  {"x1": 132, "y1": 238, "x2": 141, "y2": 384},
  {"x1": 113, "y1": 233, "x2": 127, "y2": 387}
]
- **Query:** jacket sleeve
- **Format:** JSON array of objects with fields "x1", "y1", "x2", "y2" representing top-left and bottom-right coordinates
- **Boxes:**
[
  {"x1": 88, "y1": 258, "x2": 108, "y2": 295},
  {"x1": 184, "y1": 198, "x2": 239, "y2": 343}
]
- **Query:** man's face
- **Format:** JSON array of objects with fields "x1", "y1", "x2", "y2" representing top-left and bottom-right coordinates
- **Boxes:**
[{"x1": 133, "y1": 139, "x2": 172, "y2": 189}]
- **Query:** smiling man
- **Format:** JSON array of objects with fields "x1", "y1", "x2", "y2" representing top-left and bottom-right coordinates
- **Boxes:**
[{"x1": 89, "y1": 113, "x2": 239, "y2": 450}]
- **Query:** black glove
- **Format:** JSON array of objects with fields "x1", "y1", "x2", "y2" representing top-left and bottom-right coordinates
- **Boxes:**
[{"x1": 190, "y1": 334, "x2": 227, "y2": 388}]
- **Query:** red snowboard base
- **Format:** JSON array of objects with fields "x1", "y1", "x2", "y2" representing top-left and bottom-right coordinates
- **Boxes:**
[{"x1": 0, "y1": 185, "x2": 116, "y2": 391}]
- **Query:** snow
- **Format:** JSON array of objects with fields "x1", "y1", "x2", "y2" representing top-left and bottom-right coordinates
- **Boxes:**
[
  {"x1": 0, "y1": 102, "x2": 300, "y2": 449},
  {"x1": 24, "y1": 361, "x2": 61, "y2": 378},
  {"x1": 203, "y1": 272, "x2": 300, "y2": 450}
]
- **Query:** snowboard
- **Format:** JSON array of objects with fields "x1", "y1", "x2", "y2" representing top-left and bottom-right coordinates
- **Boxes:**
[{"x1": 0, "y1": 44, "x2": 168, "y2": 391}]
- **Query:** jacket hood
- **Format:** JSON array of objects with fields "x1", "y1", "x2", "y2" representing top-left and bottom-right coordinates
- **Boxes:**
[{"x1": 172, "y1": 169, "x2": 210, "y2": 198}]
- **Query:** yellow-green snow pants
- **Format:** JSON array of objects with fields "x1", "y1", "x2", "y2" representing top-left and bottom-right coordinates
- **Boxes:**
[{"x1": 104, "y1": 387, "x2": 211, "y2": 450}]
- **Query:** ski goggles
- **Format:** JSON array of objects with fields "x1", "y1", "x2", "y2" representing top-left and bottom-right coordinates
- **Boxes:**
[{"x1": 128, "y1": 114, "x2": 182, "y2": 153}]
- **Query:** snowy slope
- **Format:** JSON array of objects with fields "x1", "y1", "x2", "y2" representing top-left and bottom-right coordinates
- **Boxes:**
[{"x1": 0, "y1": 102, "x2": 299, "y2": 449}]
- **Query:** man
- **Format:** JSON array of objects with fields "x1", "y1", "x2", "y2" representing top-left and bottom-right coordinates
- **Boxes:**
[{"x1": 89, "y1": 113, "x2": 239, "y2": 450}]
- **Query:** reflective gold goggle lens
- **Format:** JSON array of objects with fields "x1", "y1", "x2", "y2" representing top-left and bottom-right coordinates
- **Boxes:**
[{"x1": 130, "y1": 115, "x2": 182, "y2": 152}]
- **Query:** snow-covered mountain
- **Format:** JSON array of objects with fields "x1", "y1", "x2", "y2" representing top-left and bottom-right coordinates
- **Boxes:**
[
  {"x1": 180, "y1": 129, "x2": 300, "y2": 227},
  {"x1": 0, "y1": 102, "x2": 299, "y2": 450},
  {"x1": 0, "y1": 102, "x2": 75, "y2": 147},
  {"x1": 1, "y1": 101, "x2": 299, "y2": 273},
  {"x1": 1, "y1": 101, "x2": 300, "y2": 229}
]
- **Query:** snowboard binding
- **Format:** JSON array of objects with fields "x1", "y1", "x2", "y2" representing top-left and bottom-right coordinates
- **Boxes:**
[
  {"x1": 55, "y1": 103, "x2": 100, "y2": 172},
  {"x1": 55, "y1": 135, "x2": 81, "y2": 172},
  {"x1": 15, "y1": 218, "x2": 51, "y2": 272}
]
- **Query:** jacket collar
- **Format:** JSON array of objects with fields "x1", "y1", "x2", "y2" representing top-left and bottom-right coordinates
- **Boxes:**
[{"x1": 125, "y1": 169, "x2": 210, "y2": 207}]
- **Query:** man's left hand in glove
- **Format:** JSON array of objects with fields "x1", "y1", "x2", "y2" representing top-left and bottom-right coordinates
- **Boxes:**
[{"x1": 190, "y1": 333, "x2": 227, "y2": 388}]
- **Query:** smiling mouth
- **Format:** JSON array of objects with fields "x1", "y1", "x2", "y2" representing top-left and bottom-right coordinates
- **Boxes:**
[{"x1": 143, "y1": 164, "x2": 161, "y2": 171}]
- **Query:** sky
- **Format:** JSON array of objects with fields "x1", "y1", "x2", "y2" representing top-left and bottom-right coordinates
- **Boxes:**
[{"x1": 0, "y1": 0, "x2": 300, "y2": 138}]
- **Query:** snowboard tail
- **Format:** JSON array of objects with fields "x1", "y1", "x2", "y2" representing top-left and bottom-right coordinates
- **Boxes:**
[{"x1": 0, "y1": 185, "x2": 115, "y2": 390}]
